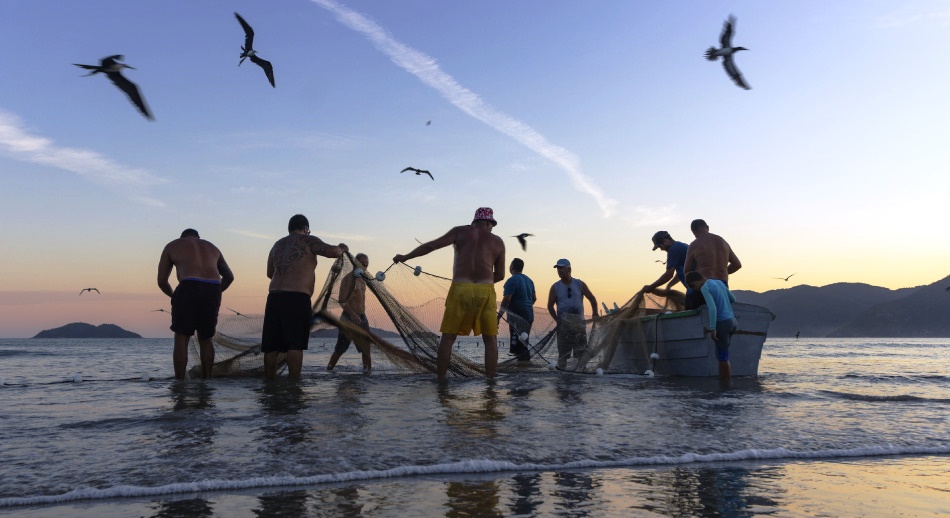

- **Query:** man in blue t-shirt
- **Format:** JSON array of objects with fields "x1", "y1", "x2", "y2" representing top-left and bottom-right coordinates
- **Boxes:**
[
  {"x1": 643, "y1": 230, "x2": 698, "y2": 307},
  {"x1": 498, "y1": 258, "x2": 537, "y2": 362},
  {"x1": 685, "y1": 271, "x2": 737, "y2": 379}
]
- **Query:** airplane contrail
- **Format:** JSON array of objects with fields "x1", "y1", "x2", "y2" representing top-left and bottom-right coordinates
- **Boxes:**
[
  {"x1": 310, "y1": 0, "x2": 618, "y2": 217},
  {"x1": 0, "y1": 109, "x2": 165, "y2": 207}
]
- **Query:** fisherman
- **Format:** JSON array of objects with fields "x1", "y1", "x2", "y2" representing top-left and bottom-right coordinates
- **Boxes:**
[
  {"x1": 643, "y1": 230, "x2": 690, "y2": 298},
  {"x1": 327, "y1": 253, "x2": 372, "y2": 371},
  {"x1": 262, "y1": 214, "x2": 348, "y2": 379},
  {"x1": 157, "y1": 228, "x2": 234, "y2": 379},
  {"x1": 547, "y1": 259, "x2": 598, "y2": 369},
  {"x1": 684, "y1": 219, "x2": 741, "y2": 309},
  {"x1": 393, "y1": 207, "x2": 506, "y2": 382},
  {"x1": 498, "y1": 258, "x2": 536, "y2": 363},
  {"x1": 685, "y1": 271, "x2": 736, "y2": 379}
]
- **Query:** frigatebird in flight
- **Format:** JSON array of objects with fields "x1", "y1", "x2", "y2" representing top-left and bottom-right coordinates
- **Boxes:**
[
  {"x1": 773, "y1": 273, "x2": 797, "y2": 281},
  {"x1": 705, "y1": 15, "x2": 750, "y2": 90},
  {"x1": 512, "y1": 233, "x2": 533, "y2": 251},
  {"x1": 227, "y1": 307, "x2": 249, "y2": 317},
  {"x1": 235, "y1": 12, "x2": 275, "y2": 88},
  {"x1": 79, "y1": 288, "x2": 100, "y2": 295},
  {"x1": 73, "y1": 55, "x2": 154, "y2": 119},
  {"x1": 152, "y1": 308, "x2": 168, "y2": 313},
  {"x1": 401, "y1": 167, "x2": 434, "y2": 180}
]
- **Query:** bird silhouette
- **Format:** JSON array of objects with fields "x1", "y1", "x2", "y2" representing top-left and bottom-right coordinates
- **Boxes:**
[
  {"x1": 400, "y1": 167, "x2": 434, "y2": 180},
  {"x1": 705, "y1": 15, "x2": 750, "y2": 90},
  {"x1": 655, "y1": 259, "x2": 666, "y2": 265},
  {"x1": 235, "y1": 12, "x2": 275, "y2": 88},
  {"x1": 512, "y1": 233, "x2": 533, "y2": 251},
  {"x1": 73, "y1": 55, "x2": 153, "y2": 119},
  {"x1": 772, "y1": 273, "x2": 796, "y2": 281},
  {"x1": 79, "y1": 288, "x2": 100, "y2": 295},
  {"x1": 426, "y1": 120, "x2": 431, "y2": 126},
  {"x1": 227, "y1": 307, "x2": 249, "y2": 317},
  {"x1": 414, "y1": 238, "x2": 424, "y2": 245},
  {"x1": 152, "y1": 308, "x2": 168, "y2": 313}
]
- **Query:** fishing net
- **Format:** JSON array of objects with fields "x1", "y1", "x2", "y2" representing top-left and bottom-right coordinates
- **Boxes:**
[{"x1": 190, "y1": 253, "x2": 686, "y2": 378}]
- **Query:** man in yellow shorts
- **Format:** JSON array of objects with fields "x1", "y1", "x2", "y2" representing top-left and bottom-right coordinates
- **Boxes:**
[{"x1": 393, "y1": 207, "x2": 506, "y2": 381}]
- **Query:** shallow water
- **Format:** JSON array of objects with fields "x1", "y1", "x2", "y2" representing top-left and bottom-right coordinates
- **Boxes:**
[{"x1": 1, "y1": 338, "x2": 948, "y2": 516}]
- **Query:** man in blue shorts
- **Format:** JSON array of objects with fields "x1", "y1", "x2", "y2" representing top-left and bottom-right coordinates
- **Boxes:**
[
  {"x1": 157, "y1": 228, "x2": 235, "y2": 379},
  {"x1": 685, "y1": 271, "x2": 737, "y2": 379},
  {"x1": 498, "y1": 258, "x2": 536, "y2": 362},
  {"x1": 263, "y1": 214, "x2": 348, "y2": 379}
]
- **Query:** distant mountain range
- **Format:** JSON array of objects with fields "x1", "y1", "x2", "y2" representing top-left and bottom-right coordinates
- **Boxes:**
[
  {"x1": 733, "y1": 274, "x2": 950, "y2": 337},
  {"x1": 34, "y1": 323, "x2": 142, "y2": 339}
]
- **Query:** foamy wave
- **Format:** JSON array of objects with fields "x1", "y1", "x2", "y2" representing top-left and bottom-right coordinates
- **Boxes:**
[
  {"x1": 2, "y1": 444, "x2": 948, "y2": 508},
  {"x1": 820, "y1": 390, "x2": 950, "y2": 403}
]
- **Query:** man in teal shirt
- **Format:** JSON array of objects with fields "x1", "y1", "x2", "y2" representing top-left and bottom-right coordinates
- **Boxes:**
[{"x1": 685, "y1": 271, "x2": 737, "y2": 379}]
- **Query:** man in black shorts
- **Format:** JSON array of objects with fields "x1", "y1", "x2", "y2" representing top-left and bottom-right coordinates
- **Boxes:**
[
  {"x1": 263, "y1": 214, "x2": 348, "y2": 379},
  {"x1": 157, "y1": 229, "x2": 234, "y2": 379}
]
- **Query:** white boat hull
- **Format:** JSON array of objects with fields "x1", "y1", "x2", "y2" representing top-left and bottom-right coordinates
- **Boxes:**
[{"x1": 609, "y1": 302, "x2": 773, "y2": 376}]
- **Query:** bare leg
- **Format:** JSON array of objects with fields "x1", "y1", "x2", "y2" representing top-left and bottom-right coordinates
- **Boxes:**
[
  {"x1": 482, "y1": 334, "x2": 498, "y2": 379},
  {"x1": 286, "y1": 350, "x2": 303, "y2": 379},
  {"x1": 361, "y1": 348, "x2": 372, "y2": 371},
  {"x1": 437, "y1": 333, "x2": 457, "y2": 382},
  {"x1": 197, "y1": 337, "x2": 215, "y2": 379},
  {"x1": 719, "y1": 360, "x2": 732, "y2": 379},
  {"x1": 264, "y1": 351, "x2": 278, "y2": 379},
  {"x1": 173, "y1": 333, "x2": 191, "y2": 380},
  {"x1": 326, "y1": 350, "x2": 343, "y2": 370}
]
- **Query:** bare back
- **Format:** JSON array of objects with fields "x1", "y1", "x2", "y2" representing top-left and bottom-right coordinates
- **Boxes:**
[
  {"x1": 267, "y1": 233, "x2": 341, "y2": 296},
  {"x1": 450, "y1": 225, "x2": 505, "y2": 284},
  {"x1": 161, "y1": 238, "x2": 225, "y2": 282},
  {"x1": 686, "y1": 233, "x2": 734, "y2": 281}
]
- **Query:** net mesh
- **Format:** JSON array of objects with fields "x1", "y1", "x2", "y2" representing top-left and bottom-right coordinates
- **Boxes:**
[{"x1": 190, "y1": 253, "x2": 685, "y2": 377}]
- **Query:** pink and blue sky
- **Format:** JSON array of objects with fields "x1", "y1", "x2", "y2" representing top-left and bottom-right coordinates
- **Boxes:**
[{"x1": 2, "y1": 1, "x2": 948, "y2": 337}]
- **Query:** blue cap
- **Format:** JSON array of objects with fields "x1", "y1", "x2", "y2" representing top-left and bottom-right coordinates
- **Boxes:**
[{"x1": 553, "y1": 259, "x2": 571, "y2": 268}]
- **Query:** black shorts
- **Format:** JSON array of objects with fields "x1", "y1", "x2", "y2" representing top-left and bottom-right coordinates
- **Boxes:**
[
  {"x1": 261, "y1": 291, "x2": 313, "y2": 353},
  {"x1": 170, "y1": 279, "x2": 222, "y2": 339},
  {"x1": 333, "y1": 313, "x2": 370, "y2": 355}
]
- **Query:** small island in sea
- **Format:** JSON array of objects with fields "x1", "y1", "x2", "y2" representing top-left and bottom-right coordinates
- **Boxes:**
[{"x1": 33, "y1": 323, "x2": 142, "y2": 339}]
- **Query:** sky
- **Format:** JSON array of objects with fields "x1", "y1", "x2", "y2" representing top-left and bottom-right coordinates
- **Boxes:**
[{"x1": 2, "y1": 0, "x2": 949, "y2": 338}]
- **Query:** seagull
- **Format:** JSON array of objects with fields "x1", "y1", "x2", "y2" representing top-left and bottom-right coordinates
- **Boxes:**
[
  {"x1": 73, "y1": 55, "x2": 154, "y2": 119},
  {"x1": 79, "y1": 288, "x2": 100, "y2": 295},
  {"x1": 705, "y1": 15, "x2": 750, "y2": 90},
  {"x1": 426, "y1": 120, "x2": 431, "y2": 126},
  {"x1": 152, "y1": 308, "x2": 168, "y2": 313},
  {"x1": 227, "y1": 307, "x2": 248, "y2": 317},
  {"x1": 235, "y1": 12, "x2": 275, "y2": 88},
  {"x1": 773, "y1": 273, "x2": 796, "y2": 281},
  {"x1": 401, "y1": 167, "x2": 434, "y2": 180},
  {"x1": 512, "y1": 233, "x2": 533, "y2": 251},
  {"x1": 655, "y1": 260, "x2": 666, "y2": 265}
]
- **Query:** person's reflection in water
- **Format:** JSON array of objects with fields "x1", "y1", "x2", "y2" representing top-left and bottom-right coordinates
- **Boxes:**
[
  {"x1": 256, "y1": 379, "x2": 312, "y2": 450},
  {"x1": 151, "y1": 496, "x2": 214, "y2": 518},
  {"x1": 160, "y1": 381, "x2": 217, "y2": 454},
  {"x1": 508, "y1": 473, "x2": 542, "y2": 516},
  {"x1": 437, "y1": 382, "x2": 506, "y2": 441},
  {"x1": 170, "y1": 379, "x2": 215, "y2": 411},
  {"x1": 552, "y1": 471, "x2": 597, "y2": 514},
  {"x1": 445, "y1": 479, "x2": 502, "y2": 518},
  {"x1": 253, "y1": 489, "x2": 309, "y2": 517}
]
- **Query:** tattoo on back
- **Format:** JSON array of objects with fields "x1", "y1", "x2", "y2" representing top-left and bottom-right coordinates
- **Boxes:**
[{"x1": 272, "y1": 236, "x2": 318, "y2": 275}]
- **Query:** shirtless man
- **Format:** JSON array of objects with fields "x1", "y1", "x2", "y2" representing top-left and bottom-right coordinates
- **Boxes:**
[
  {"x1": 263, "y1": 214, "x2": 348, "y2": 379},
  {"x1": 393, "y1": 207, "x2": 506, "y2": 381},
  {"x1": 684, "y1": 219, "x2": 741, "y2": 309},
  {"x1": 157, "y1": 228, "x2": 234, "y2": 379},
  {"x1": 327, "y1": 253, "x2": 372, "y2": 371}
]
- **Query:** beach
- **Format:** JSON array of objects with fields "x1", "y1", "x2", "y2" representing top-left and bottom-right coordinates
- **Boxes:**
[{"x1": 1, "y1": 337, "x2": 948, "y2": 516}]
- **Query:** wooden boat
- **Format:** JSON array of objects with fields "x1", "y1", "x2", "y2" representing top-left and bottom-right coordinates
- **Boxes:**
[{"x1": 608, "y1": 302, "x2": 773, "y2": 376}]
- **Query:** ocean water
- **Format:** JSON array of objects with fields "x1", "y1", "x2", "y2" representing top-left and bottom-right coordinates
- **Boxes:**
[{"x1": 0, "y1": 337, "x2": 947, "y2": 517}]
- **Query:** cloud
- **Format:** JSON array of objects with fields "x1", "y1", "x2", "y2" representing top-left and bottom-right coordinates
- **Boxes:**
[
  {"x1": 311, "y1": 0, "x2": 618, "y2": 218},
  {"x1": 0, "y1": 109, "x2": 166, "y2": 206},
  {"x1": 229, "y1": 229, "x2": 276, "y2": 240}
]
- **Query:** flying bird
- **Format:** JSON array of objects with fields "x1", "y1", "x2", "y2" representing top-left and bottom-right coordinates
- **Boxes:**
[
  {"x1": 227, "y1": 307, "x2": 249, "y2": 317},
  {"x1": 426, "y1": 120, "x2": 431, "y2": 126},
  {"x1": 655, "y1": 260, "x2": 667, "y2": 265},
  {"x1": 152, "y1": 308, "x2": 168, "y2": 313},
  {"x1": 79, "y1": 288, "x2": 100, "y2": 295},
  {"x1": 401, "y1": 167, "x2": 434, "y2": 180},
  {"x1": 235, "y1": 12, "x2": 275, "y2": 87},
  {"x1": 73, "y1": 55, "x2": 154, "y2": 119},
  {"x1": 705, "y1": 15, "x2": 750, "y2": 90},
  {"x1": 773, "y1": 273, "x2": 797, "y2": 281},
  {"x1": 512, "y1": 233, "x2": 533, "y2": 251}
]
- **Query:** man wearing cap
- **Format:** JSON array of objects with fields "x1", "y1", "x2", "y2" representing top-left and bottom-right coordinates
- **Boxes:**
[
  {"x1": 547, "y1": 259, "x2": 598, "y2": 369},
  {"x1": 684, "y1": 219, "x2": 741, "y2": 290},
  {"x1": 643, "y1": 230, "x2": 694, "y2": 307},
  {"x1": 393, "y1": 207, "x2": 506, "y2": 381}
]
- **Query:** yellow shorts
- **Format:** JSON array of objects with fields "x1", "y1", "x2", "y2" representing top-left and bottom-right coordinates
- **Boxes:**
[{"x1": 440, "y1": 282, "x2": 498, "y2": 336}]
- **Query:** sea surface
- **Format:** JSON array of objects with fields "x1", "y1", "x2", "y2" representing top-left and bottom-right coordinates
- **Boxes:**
[{"x1": 0, "y1": 337, "x2": 948, "y2": 517}]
